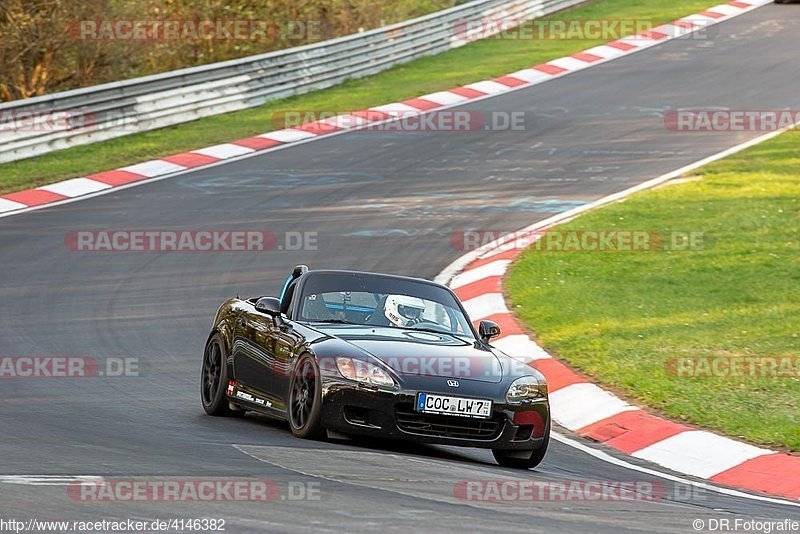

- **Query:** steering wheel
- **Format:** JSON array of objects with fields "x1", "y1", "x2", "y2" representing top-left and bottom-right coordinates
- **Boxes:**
[{"x1": 407, "y1": 319, "x2": 451, "y2": 333}]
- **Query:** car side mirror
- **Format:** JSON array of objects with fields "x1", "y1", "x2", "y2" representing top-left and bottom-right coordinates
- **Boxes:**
[
  {"x1": 479, "y1": 320, "x2": 501, "y2": 342},
  {"x1": 255, "y1": 297, "x2": 282, "y2": 317}
]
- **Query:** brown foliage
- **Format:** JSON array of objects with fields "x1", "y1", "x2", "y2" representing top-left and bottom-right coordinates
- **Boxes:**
[{"x1": 0, "y1": 0, "x2": 458, "y2": 102}]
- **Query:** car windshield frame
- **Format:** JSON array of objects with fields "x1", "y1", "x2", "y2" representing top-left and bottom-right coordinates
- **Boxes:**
[{"x1": 292, "y1": 271, "x2": 478, "y2": 340}]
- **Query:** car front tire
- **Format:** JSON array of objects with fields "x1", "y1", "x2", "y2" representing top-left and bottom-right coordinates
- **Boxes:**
[
  {"x1": 288, "y1": 353, "x2": 325, "y2": 439},
  {"x1": 492, "y1": 422, "x2": 550, "y2": 469},
  {"x1": 201, "y1": 333, "x2": 242, "y2": 417}
]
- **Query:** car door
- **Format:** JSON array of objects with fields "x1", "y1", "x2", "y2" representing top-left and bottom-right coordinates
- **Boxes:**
[
  {"x1": 271, "y1": 323, "x2": 306, "y2": 407},
  {"x1": 271, "y1": 281, "x2": 307, "y2": 407},
  {"x1": 232, "y1": 308, "x2": 276, "y2": 398}
]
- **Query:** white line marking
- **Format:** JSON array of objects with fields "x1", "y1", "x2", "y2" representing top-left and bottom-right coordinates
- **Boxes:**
[
  {"x1": 419, "y1": 91, "x2": 469, "y2": 106},
  {"x1": 258, "y1": 129, "x2": 316, "y2": 143},
  {"x1": 549, "y1": 383, "x2": 638, "y2": 430},
  {"x1": 632, "y1": 431, "x2": 775, "y2": 479},
  {"x1": 461, "y1": 293, "x2": 509, "y2": 321},
  {"x1": 475, "y1": 242, "x2": 527, "y2": 261},
  {"x1": 119, "y1": 159, "x2": 186, "y2": 178},
  {"x1": 450, "y1": 260, "x2": 510, "y2": 289},
  {"x1": 617, "y1": 36, "x2": 661, "y2": 49},
  {"x1": 581, "y1": 45, "x2": 626, "y2": 60},
  {"x1": 680, "y1": 15, "x2": 719, "y2": 28},
  {"x1": 463, "y1": 80, "x2": 511, "y2": 95},
  {"x1": 318, "y1": 114, "x2": 369, "y2": 129},
  {"x1": 192, "y1": 143, "x2": 254, "y2": 159},
  {"x1": 370, "y1": 103, "x2": 423, "y2": 116},
  {"x1": 547, "y1": 57, "x2": 591, "y2": 71},
  {"x1": 552, "y1": 432, "x2": 800, "y2": 508},
  {"x1": 506, "y1": 69, "x2": 553, "y2": 84},
  {"x1": 37, "y1": 178, "x2": 111, "y2": 198},
  {"x1": 651, "y1": 24, "x2": 687, "y2": 39},
  {"x1": 707, "y1": 4, "x2": 743, "y2": 16},
  {"x1": 0, "y1": 198, "x2": 31, "y2": 212}
]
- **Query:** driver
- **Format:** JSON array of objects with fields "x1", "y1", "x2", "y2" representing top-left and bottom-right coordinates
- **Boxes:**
[{"x1": 384, "y1": 295, "x2": 427, "y2": 327}]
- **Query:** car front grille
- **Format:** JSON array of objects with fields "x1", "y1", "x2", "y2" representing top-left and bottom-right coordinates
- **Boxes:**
[{"x1": 395, "y1": 405, "x2": 504, "y2": 441}]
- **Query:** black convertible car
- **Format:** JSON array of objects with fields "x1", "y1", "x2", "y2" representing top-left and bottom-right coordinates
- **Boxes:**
[{"x1": 201, "y1": 266, "x2": 551, "y2": 468}]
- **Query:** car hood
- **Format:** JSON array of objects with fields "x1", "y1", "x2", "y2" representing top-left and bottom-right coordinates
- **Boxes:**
[{"x1": 315, "y1": 325, "x2": 503, "y2": 383}]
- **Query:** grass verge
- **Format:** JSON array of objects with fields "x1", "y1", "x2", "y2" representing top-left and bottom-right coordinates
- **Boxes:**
[
  {"x1": 506, "y1": 129, "x2": 800, "y2": 452},
  {"x1": 0, "y1": 0, "x2": 716, "y2": 194}
]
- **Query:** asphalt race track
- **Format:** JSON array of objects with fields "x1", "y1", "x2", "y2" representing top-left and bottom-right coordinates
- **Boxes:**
[{"x1": 1, "y1": 5, "x2": 799, "y2": 532}]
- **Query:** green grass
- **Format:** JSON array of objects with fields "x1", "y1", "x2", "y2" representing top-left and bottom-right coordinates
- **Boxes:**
[
  {"x1": 506, "y1": 129, "x2": 800, "y2": 452},
  {"x1": 0, "y1": 0, "x2": 715, "y2": 194}
]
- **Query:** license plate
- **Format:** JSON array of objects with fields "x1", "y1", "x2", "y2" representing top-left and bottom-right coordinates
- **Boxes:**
[{"x1": 416, "y1": 393, "x2": 492, "y2": 419}]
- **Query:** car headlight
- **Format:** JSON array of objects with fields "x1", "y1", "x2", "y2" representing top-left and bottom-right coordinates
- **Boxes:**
[
  {"x1": 335, "y1": 357, "x2": 395, "y2": 387},
  {"x1": 506, "y1": 375, "x2": 546, "y2": 403}
]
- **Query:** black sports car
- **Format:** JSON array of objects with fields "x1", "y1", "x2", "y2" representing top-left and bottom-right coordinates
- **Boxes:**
[{"x1": 201, "y1": 266, "x2": 551, "y2": 468}]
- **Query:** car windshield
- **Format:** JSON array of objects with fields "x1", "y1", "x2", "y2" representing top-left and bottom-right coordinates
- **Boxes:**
[{"x1": 296, "y1": 272, "x2": 475, "y2": 339}]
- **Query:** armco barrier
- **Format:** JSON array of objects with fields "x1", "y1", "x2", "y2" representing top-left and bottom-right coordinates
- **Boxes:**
[{"x1": 0, "y1": 0, "x2": 582, "y2": 164}]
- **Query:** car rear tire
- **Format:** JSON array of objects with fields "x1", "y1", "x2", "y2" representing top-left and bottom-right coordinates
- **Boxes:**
[
  {"x1": 201, "y1": 333, "x2": 242, "y2": 417},
  {"x1": 492, "y1": 422, "x2": 550, "y2": 469},
  {"x1": 288, "y1": 353, "x2": 325, "y2": 439}
]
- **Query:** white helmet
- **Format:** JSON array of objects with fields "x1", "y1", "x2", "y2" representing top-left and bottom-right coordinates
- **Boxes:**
[{"x1": 384, "y1": 295, "x2": 426, "y2": 327}]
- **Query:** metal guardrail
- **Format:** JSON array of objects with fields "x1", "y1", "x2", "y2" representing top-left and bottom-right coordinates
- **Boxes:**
[{"x1": 0, "y1": 0, "x2": 582, "y2": 164}]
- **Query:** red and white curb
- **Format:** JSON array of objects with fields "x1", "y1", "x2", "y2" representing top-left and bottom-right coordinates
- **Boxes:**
[
  {"x1": 0, "y1": 0, "x2": 772, "y2": 218},
  {"x1": 436, "y1": 135, "x2": 800, "y2": 504}
]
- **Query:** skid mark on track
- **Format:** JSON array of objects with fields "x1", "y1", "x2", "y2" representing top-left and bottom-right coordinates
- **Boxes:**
[{"x1": 0, "y1": 475, "x2": 103, "y2": 486}]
